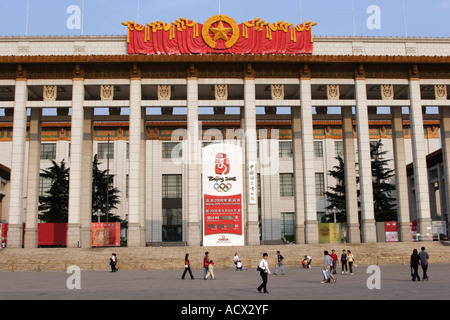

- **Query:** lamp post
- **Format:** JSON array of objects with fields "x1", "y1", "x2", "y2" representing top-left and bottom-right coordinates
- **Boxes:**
[{"x1": 333, "y1": 206, "x2": 337, "y2": 224}]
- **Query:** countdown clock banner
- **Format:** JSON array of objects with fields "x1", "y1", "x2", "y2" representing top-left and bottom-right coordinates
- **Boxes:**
[{"x1": 202, "y1": 143, "x2": 244, "y2": 246}]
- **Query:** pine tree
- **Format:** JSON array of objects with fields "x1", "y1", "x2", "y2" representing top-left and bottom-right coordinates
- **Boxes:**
[
  {"x1": 370, "y1": 140, "x2": 397, "y2": 221},
  {"x1": 38, "y1": 160, "x2": 70, "y2": 223},
  {"x1": 324, "y1": 156, "x2": 351, "y2": 222},
  {"x1": 91, "y1": 154, "x2": 121, "y2": 222}
]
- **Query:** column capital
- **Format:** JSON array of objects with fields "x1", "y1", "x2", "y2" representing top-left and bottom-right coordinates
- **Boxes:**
[
  {"x1": 130, "y1": 63, "x2": 141, "y2": 80},
  {"x1": 354, "y1": 64, "x2": 366, "y2": 80},
  {"x1": 73, "y1": 64, "x2": 84, "y2": 80},
  {"x1": 300, "y1": 63, "x2": 311, "y2": 80},
  {"x1": 408, "y1": 64, "x2": 420, "y2": 81}
]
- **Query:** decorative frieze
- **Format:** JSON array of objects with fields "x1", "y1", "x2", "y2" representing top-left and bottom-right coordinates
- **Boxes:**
[
  {"x1": 215, "y1": 84, "x2": 228, "y2": 100},
  {"x1": 100, "y1": 85, "x2": 114, "y2": 101},
  {"x1": 326, "y1": 84, "x2": 339, "y2": 100},
  {"x1": 435, "y1": 85, "x2": 447, "y2": 100},
  {"x1": 271, "y1": 84, "x2": 284, "y2": 100},
  {"x1": 43, "y1": 85, "x2": 57, "y2": 101},
  {"x1": 381, "y1": 84, "x2": 394, "y2": 100},
  {"x1": 158, "y1": 85, "x2": 171, "y2": 100}
]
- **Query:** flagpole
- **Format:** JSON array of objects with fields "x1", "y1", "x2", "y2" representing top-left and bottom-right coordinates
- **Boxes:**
[
  {"x1": 81, "y1": 0, "x2": 84, "y2": 36},
  {"x1": 25, "y1": 0, "x2": 30, "y2": 36},
  {"x1": 299, "y1": 0, "x2": 303, "y2": 23},
  {"x1": 351, "y1": 0, "x2": 356, "y2": 37},
  {"x1": 402, "y1": 0, "x2": 408, "y2": 37},
  {"x1": 137, "y1": 0, "x2": 140, "y2": 24},
  {"x1": 219, "y1": 0, "x2": 221, "y2": 15}
]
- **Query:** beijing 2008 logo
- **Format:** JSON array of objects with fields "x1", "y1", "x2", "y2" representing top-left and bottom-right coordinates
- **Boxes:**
[{"x1": 215, "y1": 153, "x2": 230, "y2": 175}]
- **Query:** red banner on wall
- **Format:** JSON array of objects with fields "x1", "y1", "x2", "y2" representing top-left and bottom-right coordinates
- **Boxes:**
[
  {"x1": 91, "y1": 223, "x2": 120, "y2": 247},
  {"x1": 123, "y1": 15, "x2": 315, "y2": 55},
  {"x1": 38, "y1": 223, "x2": 67, "y2": 246}
]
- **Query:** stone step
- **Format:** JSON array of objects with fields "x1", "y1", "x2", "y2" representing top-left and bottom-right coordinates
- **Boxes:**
[{"x1": 0, "y1": 242, "x2": 448, "y2": 272}]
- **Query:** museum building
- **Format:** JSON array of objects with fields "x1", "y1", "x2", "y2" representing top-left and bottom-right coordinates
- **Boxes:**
[{"x1": 0, "y1": 15, "x2": 449, "y2": 248}]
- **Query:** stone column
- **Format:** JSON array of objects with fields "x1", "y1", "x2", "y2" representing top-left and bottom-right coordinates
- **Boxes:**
[
  {"x1": 409, "y1": 78, "x2": 433, "y2": 240},
  {"x1": 140, "y1": 109, "x2": 147, "y2": 246},
  {"x1": 291, "y1": 106, "x2": 305, "y2": 244},
  {"x1": 341, "y1": 106, "x2": 360, "y2": 243},
  {"x1": 440, "y1": 107, "x2": 450, "y2": 234},
  {"x1": 391, "y1": 106, "x2": 411, "y2": 242},
  {"x1": 355, "y1": 78, "x2": 376, "y2": 243},
  {"x1": 67, "y1": 79, "x2": 85, "y2": 248},
  {"x1": 24, "y1": 107, "x2": 42, "y2": 248},
  {"x1": 300, "y1": 77, "x2": 318, "y2": 243},
  {"x1": 185, "y1": 77, "x2": 201, "y2": 246},
  {"x1": 128, "y1": 78, "x2": 143, "y2": 247},
  {"x1": 80, "y1": 107, "x2": 93, "y2": 248},
  {"x1": 243, "y1": 77, "x2": 260, "y2": 246},
  {"x1": 7, "y1": 79, "x2": 28, "y2": 248}
]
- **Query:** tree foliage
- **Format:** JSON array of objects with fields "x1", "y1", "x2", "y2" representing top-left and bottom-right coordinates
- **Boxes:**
[
  {"x1": 91, "y1": 154, "x2": 121, "y2": 222},
  {"x1": 38, "y1": 156, "x2": 122, "y2": 223},
  {"x1": 325, "y1": 140, "x2": 397, "y2": 223},
  {"x1": 38, "y1": 160, "x2": 70, "y2": 223}
]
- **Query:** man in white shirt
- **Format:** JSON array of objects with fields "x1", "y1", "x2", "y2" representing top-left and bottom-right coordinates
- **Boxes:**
[{"x1": 257, "y1": 253, "x2": 271, "y2": 293}]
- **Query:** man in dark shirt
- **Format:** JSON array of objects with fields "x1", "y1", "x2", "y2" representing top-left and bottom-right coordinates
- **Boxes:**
[{"x1": 418, "y1": 247, "x2": 429, "y2": 281}]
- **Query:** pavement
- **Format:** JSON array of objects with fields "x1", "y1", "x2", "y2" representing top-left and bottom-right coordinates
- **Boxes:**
[{"x1": 0, "y1": 263, "x2": 449, "y2": 301}]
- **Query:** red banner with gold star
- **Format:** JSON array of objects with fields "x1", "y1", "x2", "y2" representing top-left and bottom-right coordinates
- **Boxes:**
[{"x1": 123, "y1": 15, "x2": 316, "y2": 55}]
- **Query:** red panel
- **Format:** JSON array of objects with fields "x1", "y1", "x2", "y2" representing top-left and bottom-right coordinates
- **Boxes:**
[{"x1": 38, "y1": 223, "x2": 67, "y2": 246}]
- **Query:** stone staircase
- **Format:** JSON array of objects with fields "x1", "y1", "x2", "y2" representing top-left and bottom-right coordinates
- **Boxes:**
[{"x1": 0, "y1": 242, "x2": 448, "y2": 272}]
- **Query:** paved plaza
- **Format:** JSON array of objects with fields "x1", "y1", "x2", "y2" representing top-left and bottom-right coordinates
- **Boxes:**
[{"x1": 0, "y1": 263, "x2": 448, "y2": 301}]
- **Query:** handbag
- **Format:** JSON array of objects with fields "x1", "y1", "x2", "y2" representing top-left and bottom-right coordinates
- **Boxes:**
[{"x1": 257, "y1": 266, "x2": 263, "y2": 272}]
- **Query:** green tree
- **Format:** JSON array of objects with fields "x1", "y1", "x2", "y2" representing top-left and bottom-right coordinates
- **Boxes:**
[
  {"x1": 92, "y1": 154, "x2": 121, "y2": 222},
  {"x1": 38, "y1": 159, "x2": 70, "y2": 223},
  {"x1": 370, "y1": 140, "x2": 397, "y2": 221},
  {"x1": 324, "y1": 156, "x2": 359, "y2": 222}
]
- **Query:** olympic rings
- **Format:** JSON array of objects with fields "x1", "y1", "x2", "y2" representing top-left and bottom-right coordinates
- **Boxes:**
[{"x1": 213, "y1": 182, "x2": 232, "y2": 192}]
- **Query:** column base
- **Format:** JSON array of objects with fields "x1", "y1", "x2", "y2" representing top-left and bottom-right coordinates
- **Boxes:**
[
  {"x1": 187, "y1": 222, "x2": 201, "y2": 246},
  {"x1": 67, "y1": 223, "x2": 81, "y2": 248},
  {"x1": 361, "y1": 219, "x2": 377, "y2": 243},
  {"x1": 246, "y1": 221, "x2": 260, "y2": 246},
  {"x1": 304, "y1": 220, "x2": 318, "y2": 244},
  {"x1": 398, "y1": 222, "x2": 412, "y2": 242},
  {"x1": 24, "y1": 227, "x2": 38, "y2": 248},
  {"x1": 418, "y1": 218, "x2": 433, "y2": 241},
  {"x1": 7, "y1": 224, "x2": 23, "y2": 248},
  {"x1": 347, "y1": 223, "x2": 361, "y2": 244},
  {"x1": 295, "y1": 225, "x2": 305, "y2": 244},
  {"x1": 81, "y1": 227, "x2": 92, "y2": 249},
  {"x1": 127, "y1": 223, "x2": 142, "y2": 247}
]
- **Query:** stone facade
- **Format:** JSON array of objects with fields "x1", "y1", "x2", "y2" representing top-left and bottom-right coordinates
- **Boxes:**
[{"x1": 0, "y1": 35, "x2": 449, "y2": 248}]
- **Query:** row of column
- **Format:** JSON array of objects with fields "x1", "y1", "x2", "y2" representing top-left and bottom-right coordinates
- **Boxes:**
[
  {"x1": 6, "y1": 75, "x2": 438, "y2": 248},
  {"x1": 291, "y1": 76, "x2": 435, "y2": 243}
]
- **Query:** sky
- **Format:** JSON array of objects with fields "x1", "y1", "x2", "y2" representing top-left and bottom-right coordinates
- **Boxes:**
[{"x1": 0, "y1": 0, "x2": 449, "y2": 38}]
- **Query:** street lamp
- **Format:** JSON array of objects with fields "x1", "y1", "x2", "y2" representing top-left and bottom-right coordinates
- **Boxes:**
[{"x1": 333, "y1": 206, "x2": 337, "y2": 224}]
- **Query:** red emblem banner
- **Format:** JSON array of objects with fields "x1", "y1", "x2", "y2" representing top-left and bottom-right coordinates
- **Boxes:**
[{"x1": 123, "y1": 15, "x2": 315, "y2": 55}]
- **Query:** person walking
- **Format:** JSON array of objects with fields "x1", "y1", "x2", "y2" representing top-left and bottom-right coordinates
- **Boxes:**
[
  {"x1": 203, "y1": 252, "x2": 210, "y2": 279},
  {"x1": 181, "y1": 253, "x2": 194, "y2": 280},
  {"x1": 331, "y1": 249, "x2": 338, "y2": 274},
  {"x1": 347, "y1": 250, "x2": 355, "y2": 275},
  {"x1": 410, "y1": 249, "x2": 421, "y2": 282},
  {"x1": 257, "y1": 253, "x2": 271, "y2": 293},
  {"x1": 341, "y1": 250, "x2": 348, "y2": 274},
  {"x1": 205, "y1": 260, "x2": 215, "y2": 280},
  {"x1": 418, "y1": 247, "x2": 429, "y2": 281},
  {"x1": 321, "y1": 251, "x2": 336, "y2": 283},
  {"x1": 274, "y1": 251, "x2": 285, "y2": 275},
  {"x1": 109, "y1": 253, "x2": 117, "y2": 272},
  {"x1": 233, "y1": 252, "x2": 239, "y2": 267}
]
